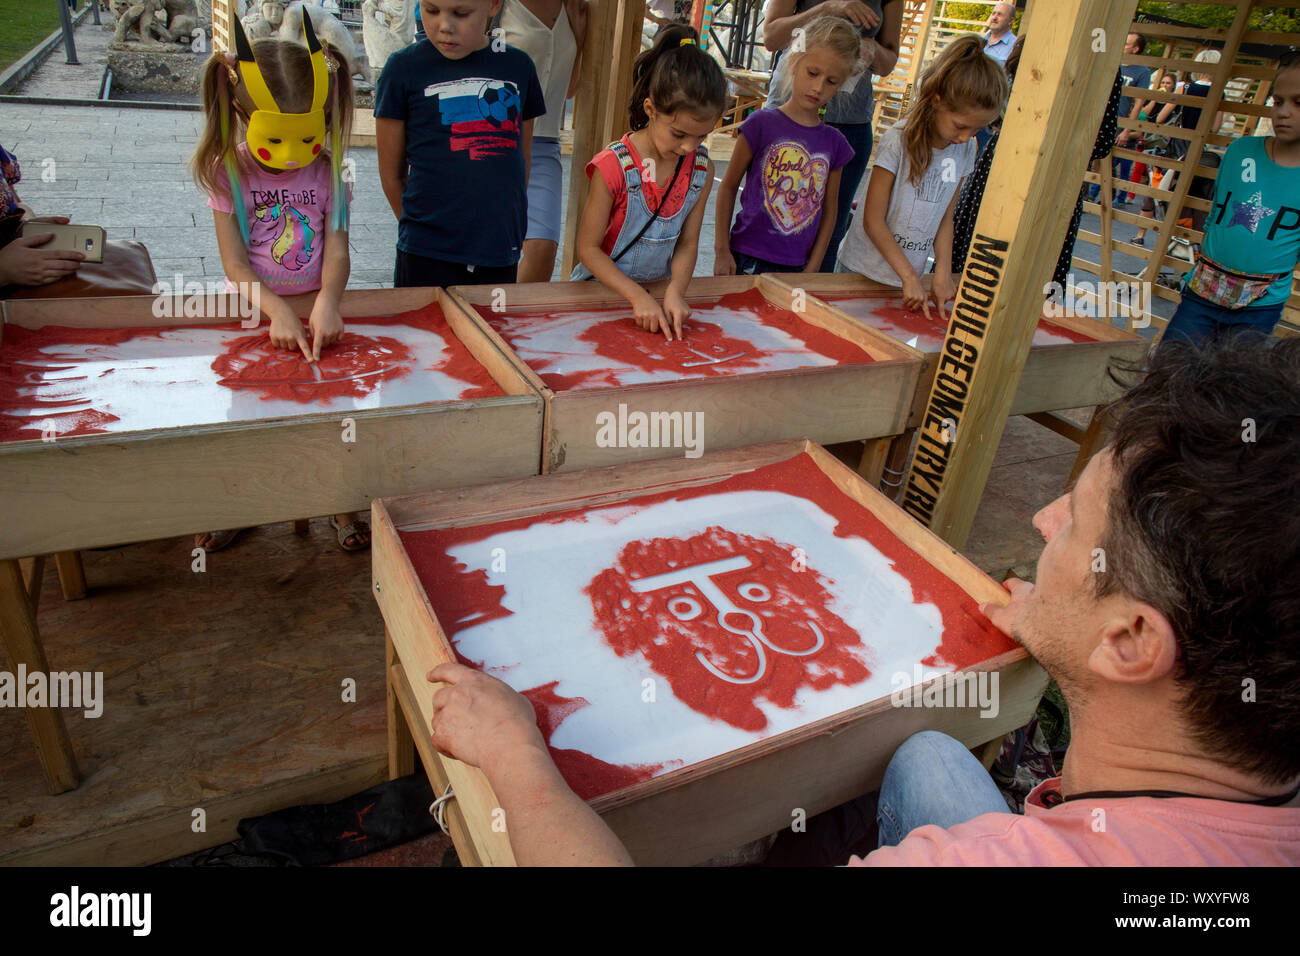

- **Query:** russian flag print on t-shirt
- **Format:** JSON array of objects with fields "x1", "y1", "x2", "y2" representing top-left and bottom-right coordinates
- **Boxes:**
[{"x1": 423, "y1": 78, "x2": 522, "y2": 160}]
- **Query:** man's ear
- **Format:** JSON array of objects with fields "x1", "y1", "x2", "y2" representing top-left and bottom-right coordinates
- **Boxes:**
[{"x1": 1088, "y1": 600, "x2": 1179, "y2": 684}]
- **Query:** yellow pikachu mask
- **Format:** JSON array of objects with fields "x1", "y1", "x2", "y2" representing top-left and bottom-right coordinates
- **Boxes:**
[{"x1": 233, "y1": 14, "x2": 329, "y2": 170}]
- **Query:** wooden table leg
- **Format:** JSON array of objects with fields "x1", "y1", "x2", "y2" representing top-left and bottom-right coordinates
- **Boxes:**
[
  {"x1": 293, "y1": 519, "x2": 310, "y2": 535},
  {"x1": 19, "y1": 555, "x2": 46, "y2": 615},
  {"x1": 386, "y1": 629, "x2": 416, "y2": 780},
  {"x1": 55, "y1": 551, "x2": 87, "y2": 601},
  {"x1": 0, "y1": 559, "x2": 80, "y2": 794},
  {"x1": 1065, "y1": 406, "x2": 1107, "y2": 492},
  {"x1": 878, "y1": 428, "x2": 916, "y2": 503},
  {"x1": 857, "y1": 436, "x2": 893, "y2": 487}
]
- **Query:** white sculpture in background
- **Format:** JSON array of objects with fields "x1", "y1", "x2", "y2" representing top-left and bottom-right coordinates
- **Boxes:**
[
  {"x1": 238, "y1": 1, "x2": 373, "y2": 82},
  {"x1": 281, "y1": 1, "x2": 373, "y2": 81},
  {"x1": 239, "y1": 0, "x2": 286, "y2": 39},
  {"x1": 361, "y1": 0, "x2": 414, "y2": 75}
]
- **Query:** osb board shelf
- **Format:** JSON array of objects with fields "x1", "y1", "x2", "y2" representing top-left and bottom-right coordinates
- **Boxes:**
[
  {"x1": 443, "y1": 276, "x2": 923, "y2": 474},
  {"x1": 765, "y1": 273, "x2": 1151, "y2": 426},
  {"x1": 371, "y1": 439, "x2": 1048, "y2": 866},
  {"x1": 0, "y1": 287, "x2": 544, "y2": 561}
]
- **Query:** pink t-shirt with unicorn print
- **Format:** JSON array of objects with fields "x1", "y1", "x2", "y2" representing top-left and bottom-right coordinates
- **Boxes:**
[{"x1": 207, "y1": 142, "x2": 349, "y2": 296}]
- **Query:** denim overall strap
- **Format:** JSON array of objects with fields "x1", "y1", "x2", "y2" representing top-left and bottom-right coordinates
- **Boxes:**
[{"x1": 571, "y1": 143, "x2": 710, "y2": 283}]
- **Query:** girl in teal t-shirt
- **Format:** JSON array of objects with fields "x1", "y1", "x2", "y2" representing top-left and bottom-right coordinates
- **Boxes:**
[{"x1": 1162, "y1": 53, "x2": 1300, "y2": 345}]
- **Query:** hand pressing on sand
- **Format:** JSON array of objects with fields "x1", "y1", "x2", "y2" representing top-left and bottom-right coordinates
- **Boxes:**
[
  {"x1": 267, "y1": 299, "x2": 312, "y2": 361},
  {"x1": 631, "y1": 288, "x2": 673, "y2": 340},
  {"x1": 931, "y1": 271, "x2": 956, "y2": 323},
  {"x1": 426, "y1": 662, "x2": 546, "y2": 776},
  {"x1": 663, "y1": 288, "x2": 691, "y2": 341},
  {"x1": 308, "y1": 295, "x2": 345, "y2": 361},
  {"x1": 425, "y1": 661, "x2": 634, "y2": 866},
  {"x1": 900, "y1": 272, "x2": 934, "y2": 318}
]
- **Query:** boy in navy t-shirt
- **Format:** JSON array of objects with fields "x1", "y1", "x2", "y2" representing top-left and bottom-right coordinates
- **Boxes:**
[{"x1": 376, "y1": 0, "x2": 545, "y2": 287}]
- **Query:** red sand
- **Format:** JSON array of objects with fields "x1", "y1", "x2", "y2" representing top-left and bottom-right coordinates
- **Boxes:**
[
  {"x1": 0, "y1": 303, "x2": 502, "y2": 442},
  {"x1": 477, "y1": 287, "x2": 874, "y2": 391},
  {"x1": 401, "y1": 453, "x2": 1015, "y2": 800}
]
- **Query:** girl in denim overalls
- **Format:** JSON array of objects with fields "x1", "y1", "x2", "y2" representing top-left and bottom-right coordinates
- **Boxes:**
[{"x1": 573, "y1": 25, "x2": 726, "y2": 340}]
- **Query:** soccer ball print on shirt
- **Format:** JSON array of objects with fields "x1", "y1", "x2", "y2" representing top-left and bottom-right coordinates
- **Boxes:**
[{"x1": 424, "y1": 78, "x2": 523, "y2": 159}]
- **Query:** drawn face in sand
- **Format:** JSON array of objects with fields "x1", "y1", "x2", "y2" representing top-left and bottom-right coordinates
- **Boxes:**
[
  {"x1": 404, "y1": 455, "x2": 1014, "y2": 799},
  {"x1": 0, "y1": 306, "x2": 502, "y2": 442},
  {"x1": 477, "y1": 288, "x2": 874, "y2": 391}
]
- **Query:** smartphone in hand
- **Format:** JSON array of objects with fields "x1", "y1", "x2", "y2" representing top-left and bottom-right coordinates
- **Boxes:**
[{"x1": 20, "y1": 223, "x2": 105, "y2": 263}]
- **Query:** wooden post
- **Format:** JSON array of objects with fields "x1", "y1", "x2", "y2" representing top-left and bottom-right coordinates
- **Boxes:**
[
  {"x1": 386, "y1": 629, "x2": 416, "y2": 780},
  {"x1": 211, "y1": 0, "x2": 232, "y2": 52},
  {"x1": 560, "y1": 1, "x2": 644, "y2": 277},
  {"x1": 897, "y1": 0, "x2": 1139, "y2": 548},
  {"x1": 0, "y1": 559, "x2": 80, "y2": 794},
  {"x1": 54, "y1": 551, "x2": 87, "y2": 601}
]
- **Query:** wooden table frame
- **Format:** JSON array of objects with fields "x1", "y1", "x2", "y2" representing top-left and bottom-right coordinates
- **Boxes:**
[
  {"x1": 373, "y1": 439, "x2": 1048, "y2": 866},
  {"x1": 444, "y1": 275, "x2": 925, "y2": 474},
  {"x1": 764, "y1": 273, "x2": 1151, "y2": 493},
  {"x1": 0, "y1": 287, "x2": 544, "y2": 794}
]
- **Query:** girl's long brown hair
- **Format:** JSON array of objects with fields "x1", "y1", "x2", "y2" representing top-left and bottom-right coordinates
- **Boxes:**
[
  {"x1": 902, "y1": 33, "x2": 1009, "y2": 185},
  {"x1": 627, "y1": 24, "x2": 727, "y2": 131},
  {"x1": 191, "y1": 38, "x2": 355, "y2": 200}
]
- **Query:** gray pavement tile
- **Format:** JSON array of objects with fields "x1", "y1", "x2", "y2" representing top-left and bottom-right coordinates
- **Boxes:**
[{"x1": 150, "y1": 258, "x2": 207, "y2": 278}]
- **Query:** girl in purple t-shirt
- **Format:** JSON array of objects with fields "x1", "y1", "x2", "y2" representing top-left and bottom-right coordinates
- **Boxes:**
[{"x1": 713, "y1": 16, "x2": 858, "y2": 275}]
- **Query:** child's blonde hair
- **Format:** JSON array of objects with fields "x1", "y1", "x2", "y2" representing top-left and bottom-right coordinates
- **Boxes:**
[
  {"x1": 775, "y1": 16, "x2": 865, "y2": 104},
  {"x1": 902, "y1": 33, "x2": 1009, "y2": 186},
  {"x1": 192, "y1": 37, "x2": 355, "y2": 236}
]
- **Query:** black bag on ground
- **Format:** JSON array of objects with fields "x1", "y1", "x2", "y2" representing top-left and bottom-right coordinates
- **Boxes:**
[{"x1": 236, "y1": 773, "x2": 437, "y2": 866}]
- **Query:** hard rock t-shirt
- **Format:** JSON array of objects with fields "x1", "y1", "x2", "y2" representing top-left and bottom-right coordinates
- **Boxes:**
[{"x1": 728, "y1": 108, "x2": 854, "y2": 267}]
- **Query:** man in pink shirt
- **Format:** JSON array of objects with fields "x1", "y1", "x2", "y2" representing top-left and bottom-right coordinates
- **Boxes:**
[{"x1": 422, "y1": 334, "x2": 1300, "y2": 866}]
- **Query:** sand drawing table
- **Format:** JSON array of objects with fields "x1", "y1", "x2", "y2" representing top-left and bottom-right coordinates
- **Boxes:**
[
  {"x1": 444, "y1": 275, "x2": 924, "y2": 474},
  {"x1": 0, "y1": 287, "x2": 544, "y2": 793},
  {"x1": 763, "y1": 273, "x2": 1152, "y2": 488},
  {"x1": 764, "y1": 272, "x2": 1151, "y2": 425},
  {"x1": 373, "y1": 440, "x2": 1048, "y2": 865}
]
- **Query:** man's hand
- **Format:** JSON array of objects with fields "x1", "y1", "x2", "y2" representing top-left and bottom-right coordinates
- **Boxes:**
[
  {"x1": 0, "y1": 234, "x2": 84, "y2": 287},
  {"x1": 427, "y1": 662, "x2": 546, "y2": 778},
  {"x1": 980, "y1": 576, "x2": 1034, "y2": 639}
]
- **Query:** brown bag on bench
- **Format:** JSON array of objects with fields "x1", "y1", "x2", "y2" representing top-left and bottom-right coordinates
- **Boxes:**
[{"x1": 0, "y1": 217, "x2": 158, "y2": 300}]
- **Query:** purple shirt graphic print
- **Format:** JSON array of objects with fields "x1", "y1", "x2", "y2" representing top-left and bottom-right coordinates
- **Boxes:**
[{"x1": 729, "y1": 109, "x2": 853, "y2": 267}]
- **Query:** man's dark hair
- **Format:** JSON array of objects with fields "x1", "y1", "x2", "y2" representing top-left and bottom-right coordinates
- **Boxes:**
[
  {"x1": 1280, "y1": 49, "x2": 1300, "y2": 75},
  {"x1": 1097, "y1": 334, "x2": 1300, "y2": 784},
  {"x1": 1129, "y1": 32, "x2": 1147, "y2": 55}
]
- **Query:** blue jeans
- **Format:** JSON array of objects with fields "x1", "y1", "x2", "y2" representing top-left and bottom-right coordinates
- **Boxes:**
[
  {"x1": 1161, "y1": 289, "x2": 1284, "y2": 348},
  {"x1": 821, "y1": 122, "x2": 874, "y2": 273},
  {"x1": 876, "y1": 731, "x2": 1011, "y2": 847}
]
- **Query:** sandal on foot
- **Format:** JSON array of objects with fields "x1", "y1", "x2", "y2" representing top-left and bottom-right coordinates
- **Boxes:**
[
  {"x1": 196, "y1": 529, "x2": 244, "y2": 552},
  {"x1": 330, "y1": 515, "x2": 371, "y2": 552}
]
